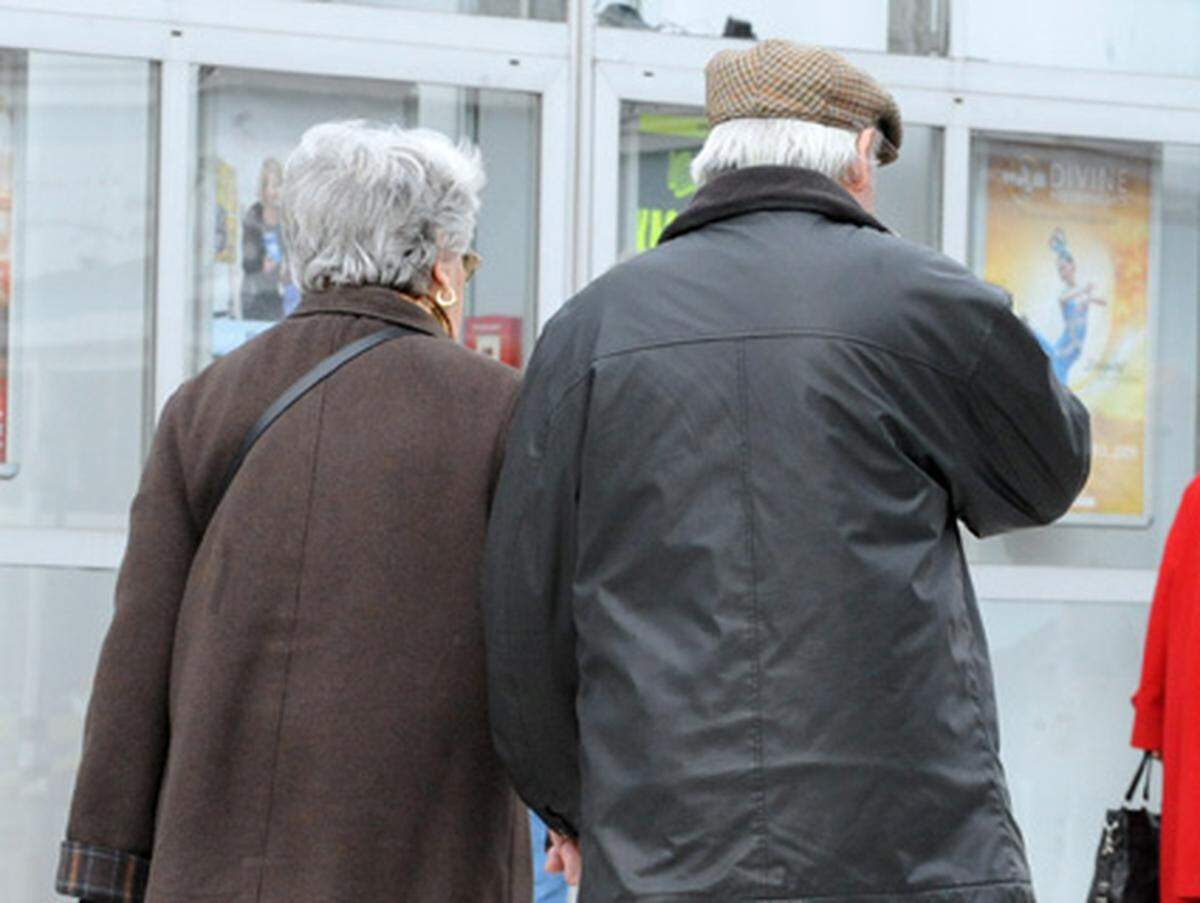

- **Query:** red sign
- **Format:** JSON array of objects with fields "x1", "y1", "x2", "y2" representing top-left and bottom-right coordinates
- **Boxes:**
[{"x1": 465, "y1": 315, "x2": 522, "y2": 369}]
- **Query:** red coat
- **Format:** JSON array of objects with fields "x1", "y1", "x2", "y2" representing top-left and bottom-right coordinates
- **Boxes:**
[{"x1": 1133, "y1": 478, "x2": 1200, "y2": 903}]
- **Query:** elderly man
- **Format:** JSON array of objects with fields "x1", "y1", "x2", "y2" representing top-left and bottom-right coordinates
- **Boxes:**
[{"x1": 483, "y1": 41, "x2": 1089, "y2": 901}]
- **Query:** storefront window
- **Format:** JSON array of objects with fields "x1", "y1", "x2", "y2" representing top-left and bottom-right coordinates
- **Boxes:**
[
  {"x1": 617, "y1": 102, "x2": 942, "y2": 261},
  {"x1": 0, "y1": 50, "x2": 157, "y2": 530},
  {"x1": 0, "y1": 566, "x2": 116, "y2": 903},
  {"x1": 293, "y1": 0, "x2": 566, "y2": 20},
  {"x1": 966, "y1": 133, "x2": 1200, "y2": 568},
  {"x1": 596, "y1": 0, "x2": 949, "y2": 55},
  {"x1": 959, "y1": 0, "x2": 1200, "y2": 79},
  {"x1": 193, "y1": 67, "x2": 539, "y2": 370}
]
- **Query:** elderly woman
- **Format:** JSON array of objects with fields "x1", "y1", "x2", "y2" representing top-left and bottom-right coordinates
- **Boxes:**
[{"x1": 55, "y1": 122, "x2": 530, "y2": 902}]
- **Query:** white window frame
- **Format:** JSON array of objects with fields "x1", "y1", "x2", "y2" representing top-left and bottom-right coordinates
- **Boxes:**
[
  {"x1": 584, "y1": 26, "x2": 1200, "y2": 607},
  {"x1": 0, "y1": 0, "x2": 573, "y2": 570}
]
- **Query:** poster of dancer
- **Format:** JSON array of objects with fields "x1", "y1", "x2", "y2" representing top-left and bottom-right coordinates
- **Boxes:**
[{"x1": 975, "y1": 137, "x2": 1156, "y2": 523}]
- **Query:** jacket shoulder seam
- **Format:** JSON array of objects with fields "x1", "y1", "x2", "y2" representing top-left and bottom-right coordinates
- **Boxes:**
[{"x1": 589, "y1": 330, "x2": 973, "y2": 382}]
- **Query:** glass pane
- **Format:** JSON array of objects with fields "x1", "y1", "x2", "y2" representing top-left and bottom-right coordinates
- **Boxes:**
[
  {"x1": 966, "y1": 132, "x2": 1200, "y2": 568},
  {"x1": 289, "y1": 0, "x2": 565, "y2": 21},
  {"x1": 617, "y1": 102, "x2": 941, "y2": 262},
  {"x1": 960, "y1": 0, "x2": 1200, "y2": 78},
  {"x1": 981, "y1": 598, "x2": 1152, "y2": 902},
  {"x1": 193, "y1": 68, "x2": 539, "y2": 369},
  {"x1": 596, "y1": 0, "x2": 948, "y2": 55},
  {"x1": 0, "y1": 566, "x2": 116, "y2": 903},
  {"x1": 0, "y1": 51, "x2": 156, "y2": 530}
]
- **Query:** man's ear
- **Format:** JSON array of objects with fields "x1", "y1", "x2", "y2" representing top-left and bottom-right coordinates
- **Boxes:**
[
  {"x1": 856, "y1": 127, "x2": 878, "y2": 164},
  {"x1": 845, "y1": 128, "x2": 876, "y2": 190}
]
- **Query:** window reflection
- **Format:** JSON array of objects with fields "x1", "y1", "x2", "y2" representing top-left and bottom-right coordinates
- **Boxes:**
[
  {"x1": 194, "y1": 67, "x2": 540, "y2": 368},
  {"x1": 617, "y1": 102, "x2": 943, "y2": 261},
  {"x1": 596, "y1": 0, "x2": 948, "y2": 56},
  {"x1": 298, "y1": 0, "x2": 566, "y2": 20},
  {"x1": 0, "y1": 567, "x2": 116, "y2": 903},
  {"x1": 959, "y1": 0, "x2": 1200, "y2": 79},
  {"x1": 0, "y1": 51, "x2": 156, "y2": 529}
]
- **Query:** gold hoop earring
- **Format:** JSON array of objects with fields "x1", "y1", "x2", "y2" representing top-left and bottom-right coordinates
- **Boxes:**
[{"x1": 435, "y1": 287, "x2": 458, "y2": 309}]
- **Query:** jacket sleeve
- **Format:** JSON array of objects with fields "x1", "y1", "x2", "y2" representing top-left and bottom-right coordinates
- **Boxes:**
[
  {"x1": 481, "y1": 333, "x2": 589, "y2": 840},
  {"x1": 58, "y1": 391, "x2": 199, "y2": 898},
  {"x1": 898, "y1": 278, "x2": 1091, "y2": 538},
  {"x1": 1130, "y1": 481, "x2": 1196, "y2": 749}
]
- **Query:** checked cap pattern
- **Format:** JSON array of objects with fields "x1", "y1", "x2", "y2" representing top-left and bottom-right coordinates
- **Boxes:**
[{"x1": 705, "y1": 40, "x2": 903, "y2": 165}]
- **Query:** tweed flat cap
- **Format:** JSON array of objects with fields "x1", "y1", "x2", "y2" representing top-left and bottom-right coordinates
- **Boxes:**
[{"x1": 705, "y1": 40, "x2": 903, "y2": 165}]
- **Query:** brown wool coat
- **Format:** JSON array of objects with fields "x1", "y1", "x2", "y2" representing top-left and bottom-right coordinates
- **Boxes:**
[{"x1": 62, "y1": 287, "x2": 531, "y2": 902}]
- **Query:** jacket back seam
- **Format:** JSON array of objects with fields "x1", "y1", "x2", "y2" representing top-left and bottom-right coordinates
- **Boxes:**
[
  {"x1": 250, "y1": 331, "x2": 336, "y2": 903},
  {"x1": 541, "y1": 330, "x2": 974, "y2": 435},
  {"x1": 736, "y1": 339, "x2": 770, "y2": 889}
]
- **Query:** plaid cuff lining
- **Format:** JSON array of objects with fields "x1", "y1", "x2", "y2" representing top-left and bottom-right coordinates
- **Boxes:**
[{"x1": 56, "y1": 840, "x2": 150, "y2": 903}]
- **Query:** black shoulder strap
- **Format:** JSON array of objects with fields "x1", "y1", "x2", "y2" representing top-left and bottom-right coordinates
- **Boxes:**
[{"x1": 214, "y1": 324, "x2": 414, "y2": 508}]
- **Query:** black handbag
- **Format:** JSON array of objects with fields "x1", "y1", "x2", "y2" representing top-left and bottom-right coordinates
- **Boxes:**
[{"x1": 1087, "y1": 752, "x2": 1160, "y2": 903}]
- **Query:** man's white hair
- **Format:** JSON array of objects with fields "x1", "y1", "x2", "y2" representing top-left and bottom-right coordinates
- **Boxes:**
[
  {"x1": 691, "y1": 118, "x2": 875, "y2": 188},
  {"x1": 282, "y1": 121, "x2": 485, "y2": 296}
]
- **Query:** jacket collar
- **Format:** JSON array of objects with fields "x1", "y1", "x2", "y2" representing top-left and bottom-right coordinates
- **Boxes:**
[
  {"x1": 290, "y1": 285, "x2": 447, "y2": 338},
  {"x1": 659, "y1": 165, "x2": 889, "y2": 244}
]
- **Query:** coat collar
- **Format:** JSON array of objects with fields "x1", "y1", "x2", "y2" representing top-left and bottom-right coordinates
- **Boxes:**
[
  {"x1": 290, "y1": 285, "x2": 447, "y2": 338},
  {"x1": 659, "y1": 165, "x2": 889, "y2": 245}
]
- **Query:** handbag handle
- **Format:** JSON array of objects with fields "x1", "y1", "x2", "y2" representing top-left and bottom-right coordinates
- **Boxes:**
[{"x1": 1123, "y1": 751, "x2": 1155, "y2": 805}]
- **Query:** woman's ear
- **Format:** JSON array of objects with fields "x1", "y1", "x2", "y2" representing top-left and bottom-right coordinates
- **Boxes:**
[{"x1": 428, "y1": 257, "x2": 451, "y2": 297}]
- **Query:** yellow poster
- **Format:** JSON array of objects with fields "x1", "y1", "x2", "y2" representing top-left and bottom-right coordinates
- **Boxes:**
[{"x1": 980, "y1": 140, "x2": 1154, "y2": 522}]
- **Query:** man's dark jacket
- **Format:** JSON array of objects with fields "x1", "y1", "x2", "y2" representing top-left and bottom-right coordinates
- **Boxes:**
[{"x1": 483, "y1": 166, "x2": 1090, "y2": 902}]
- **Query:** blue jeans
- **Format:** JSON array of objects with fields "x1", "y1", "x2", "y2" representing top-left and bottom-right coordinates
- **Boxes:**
[{"x1": 529, "y1": 812, "x2": 569, "y2": 903}]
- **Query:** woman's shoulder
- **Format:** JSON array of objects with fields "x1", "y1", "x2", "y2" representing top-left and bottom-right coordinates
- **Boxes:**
[
  {"x1": 423, "y1": 334, "x2": 519, "y2": 377},
  {"x1": 417, "y1": 336, "x2": 521, "y2": 403}
]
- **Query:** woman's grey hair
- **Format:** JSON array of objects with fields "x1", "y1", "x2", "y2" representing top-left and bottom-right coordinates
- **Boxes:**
[
  {"x1": 282, "y1": 121, "x2": 485, "y2": 296},
  {"x1": 691, "y1": 118, "x2": 878, "y2": 188}
]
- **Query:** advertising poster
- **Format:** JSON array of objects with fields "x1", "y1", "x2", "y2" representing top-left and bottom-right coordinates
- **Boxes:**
[
  {"x1": 977, "y1": 139, "x2": 1155, "y2": 522},
  {"x1": 0, "y1": 87, "x2": 13, "y2": 471}
]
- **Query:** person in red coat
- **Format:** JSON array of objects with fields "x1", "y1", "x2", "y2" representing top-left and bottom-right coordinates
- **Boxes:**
[{"x1": 1133, "y1": 478, "x2": 1200, "y2": 902}]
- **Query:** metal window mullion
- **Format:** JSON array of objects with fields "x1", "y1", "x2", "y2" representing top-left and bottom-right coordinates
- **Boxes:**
[
  {"x1": 947, "y1": 0, "x2": 968, "y2": 60},
  {"x1": 588, "y1": 66, "x2": 620, "y2": 282},
  {"x1": 972, "y1": 564, "x2": 1156, "y2": 606},
  {"x1": 0, "y1": 527, "x2": 127, "y2": 570},
  {"x1": 152, "y1": 56, "x2": 192, "y2": 418},
  {"x1": 537, "y1": 68, "x2": 574, "y2": 332},
  {"x1": 940, "y1": 120, "x2": 971, "y2": 265},
  {"x1": 567, "y1": 0, "x2": 594, "y2": 294}
]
